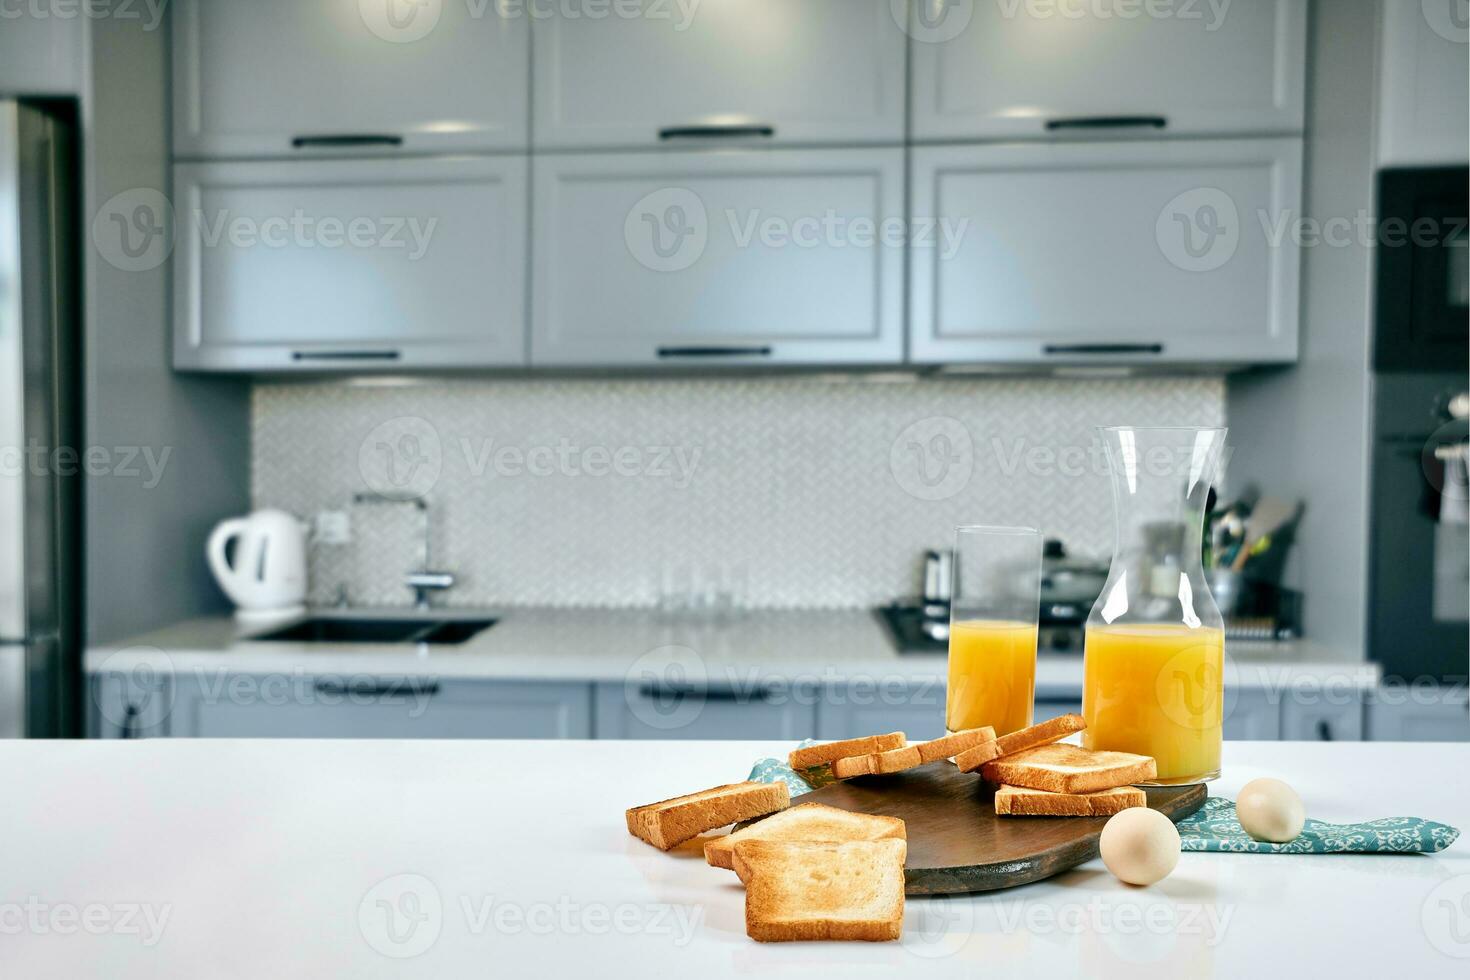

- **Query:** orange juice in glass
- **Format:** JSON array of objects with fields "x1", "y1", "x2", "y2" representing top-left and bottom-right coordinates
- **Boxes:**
[
  {"x1": 945, "y1": 526, "x2": 1041, "y2": 736},
  {"x1": 1082, "y1": 624, "x2": 1225, "y2": 783},
  {"x1": 1081, "y1": 426, "x2": 1229, "y2": 784}
]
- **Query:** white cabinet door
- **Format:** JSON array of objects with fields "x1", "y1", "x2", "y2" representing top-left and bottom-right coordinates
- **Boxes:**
[
  {"x1": 173, "y1": 156, "x2": 528, "y2": 371},
  {"x1": 531, "y1": 0, "x2": 905, "y2": 149},
  {"x1": 1367, "y1": 691, "x2": 1470, "y2": 742},
  {"x1": 910, "y1": 0, "x2": 1306, "y2": 140},
  {"x1": 1377, "y1": 0, "x2": 1470, "y2": 166},
  {"x1": 173, "y1": 0, "x2": 529, "y2": 157},
  {"x1": 167, "y1": 676, "x2": 592, "y2": 739},
  {"x1": 816, "y1": 680, "x2": 949, "y2": 741},
  {"x1": 595, "y1": 683, "x2": 817, "y2": 740},
  {"x1": 533, "y1": 149, "x2": 905, "y2": 366},
  {"x1": 910, "y1": 139, "x2": 1302, "y2": 366}
]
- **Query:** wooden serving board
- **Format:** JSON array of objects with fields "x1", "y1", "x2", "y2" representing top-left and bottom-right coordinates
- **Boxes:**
[{"x1": 796, "y1": 761, "x2": 1206, "y2": 895}]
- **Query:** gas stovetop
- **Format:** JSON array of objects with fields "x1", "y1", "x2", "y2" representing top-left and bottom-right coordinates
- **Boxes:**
[{"x1": 876, "y1": 604, "x2": 1084, "y2": 656}]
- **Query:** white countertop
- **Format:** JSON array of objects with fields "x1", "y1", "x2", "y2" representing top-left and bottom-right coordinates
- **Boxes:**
[
  {"x1": 85, "y1": 608, "x2": 1379, "y2": 693},
  {"x1": 1, "y1": 739, "x2": 1464, "y2": 977}
]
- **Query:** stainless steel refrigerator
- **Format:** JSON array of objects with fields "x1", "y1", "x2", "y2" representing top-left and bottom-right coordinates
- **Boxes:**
[{"x1": 0, "y1": 99, "x2": 81, "y2": 738}]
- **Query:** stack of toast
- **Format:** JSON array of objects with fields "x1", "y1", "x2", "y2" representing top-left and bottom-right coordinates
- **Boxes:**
[{"x1": 624, "y1": 717, "x2": 1159, "y2": 943}]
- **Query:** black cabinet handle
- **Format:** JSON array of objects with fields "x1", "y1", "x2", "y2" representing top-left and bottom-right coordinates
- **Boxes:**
[
  {"x1": 292, "y1": 134, "x2": 404, "y2": 149},
  {"x1": 291, "y1": 350, "x2": 402, "y2": 362},
  {"x1": 313, "y1": 679, "x2": 440, "y2": 698},
  {"x1": 657, "y1": 346, "x2": 773, "y2": 359},
  {"x1": 1043, "y1": 343, "x2": 1164, "y2": 356},
  {"x1": 1044, "y1": 116, "x2": 1168, "y2": 132},
  {"x1": 638, "y1": 684, "x2": 770, "y2": 703},
  {"x1": 658, "y1": 124, "x2": 775, "y2": 141},
  {"x1": 1316, "y1": 720, "x2": 1334, "y2": 741}
]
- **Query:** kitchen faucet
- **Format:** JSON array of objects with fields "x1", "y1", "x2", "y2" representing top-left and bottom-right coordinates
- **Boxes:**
[{"x1": 351, "y1": 492, "x2": 457, "y2": 610}]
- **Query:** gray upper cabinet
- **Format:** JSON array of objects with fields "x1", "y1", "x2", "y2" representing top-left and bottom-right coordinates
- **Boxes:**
[
  {"x1": 910, "y1": 0, "x2": 1307, "y2": 141},
  {"x1": 532, "y1": 148, "x2": 905, "y2": 367},
  {"x1": 173, "y1": 0, "x2": 530, "y2": 157},
  {"x1": 173, "y1": 156, "x2": 528, "y2": 371},
  {"x1": 909, "y1": 139, "x2": 1302, "y2": 366},
  {"x1": 531, "y1": 0, "x2": 906, "y2": 150}
]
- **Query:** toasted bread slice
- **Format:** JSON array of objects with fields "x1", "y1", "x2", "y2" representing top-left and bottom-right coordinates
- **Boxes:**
[
  {"x1": 989, "y1": 713, "x2": 1088, "y2": 758},
  {"x1": 994, "y1": 784, "x2": 1147, "y2": 817},
  {"x1": 704, "y1": 802, "x2": 906, "y2": 870},
  {"x1": 831, "y1": 745, "x2": 923, "y2": 779},
  {"x1": 916, "y1": 726, "x2": 996, "y2": 764},
  {"x1": 736, "y1": 839, "x2": 906, "y2": 943},
  {"x1": 626, "y1": 781, "x2": 789, "y2": 851},
  {"x1": 788, "y1": 733, "x2": 906, "y2": 771},
  {"x1": 980, "y1": 744, "x2": 1157, "y2": 795},
  {"x1": 953, "y1": 737, "x2": 1006, "y2": 773}
]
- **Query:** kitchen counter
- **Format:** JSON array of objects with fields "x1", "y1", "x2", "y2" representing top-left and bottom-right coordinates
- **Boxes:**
[
  {"x1": 2, "y1": 739, "x2": 1464, "y2": 977},
  {"x1": 86, "y1": 608, "x2": 1379, "y2": 694}
]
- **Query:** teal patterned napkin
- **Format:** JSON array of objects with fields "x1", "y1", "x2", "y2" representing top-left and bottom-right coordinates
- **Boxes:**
[
  {"x1": 1175, "y1": 796, "x2": 1459, "y2": 854},
  {"x1": 748, "y1": 747, "x2": 1460, "y2": 855}
]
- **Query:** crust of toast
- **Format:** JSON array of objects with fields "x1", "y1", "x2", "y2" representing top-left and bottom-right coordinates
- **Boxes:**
[
  {"x1": 916, "y1": 727, "x2": 996, "y2": 764},
  {"x1": 626, "y1": 781, "x2": 790, "y2": 851},
  {"x1": 705, "y1": 802, "x2": 906, "y2": 870},
  {"x1": 994, "y1": 784, "x2": 1147, "y2": 817},
  {"x1": 990, "y1": 714, "x2": 1087, "y2": 758},
  {"x1": 788, "y1": 733, "x2": 906, "y2": 771},
  {"x1": 831, "y1": 745, "x2": 923, "y2": 779},
  {"x1": 953, "y1": 737, "x2": 1006, "y2": 773},
  {"x1": 737, "y1": 839, "x2": 906, "y2": 943},
  {"x1": 980, "y1": 744, "x2": 1157, "y2": 794}
]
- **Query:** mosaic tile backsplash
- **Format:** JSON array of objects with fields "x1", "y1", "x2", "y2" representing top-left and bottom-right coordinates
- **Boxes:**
[{"x1": 252, "y1": 376, "x2": 1226, "y2": 610}]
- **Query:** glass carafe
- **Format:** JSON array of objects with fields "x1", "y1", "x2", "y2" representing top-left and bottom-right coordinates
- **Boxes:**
[{"x1": 1082, "y1": 427, "x2": 1227, "y2": 784}]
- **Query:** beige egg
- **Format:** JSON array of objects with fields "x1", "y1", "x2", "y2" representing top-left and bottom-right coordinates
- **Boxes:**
[
  {"x1": 1099, "y1": 807, "x2": 1181, "y2": 886},
  {"x1": 1236, "y1": 777, "x2": 1306, "y2": 843}
]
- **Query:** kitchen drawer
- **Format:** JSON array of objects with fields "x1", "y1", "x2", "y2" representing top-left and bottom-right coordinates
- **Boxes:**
[
  {"x1": 1281, "y1": 697, "x2": 1364, "y2": 742},
  {"x1": 595, "y1": 682, "x2": 816, "y2": 740},
  {"x1": 531, "y1": 0, "x2": 905, "y2": 150},
  {"x1": 168, "y1": 676, "x2": 592, "y2": 739},
  {"x1": 1367, "y1": 690, "x2": 1470, "y2": 742},
  {"x1": 1224, "y1": 689, "x2": 1282, "y2": 740},
  {"x1": 909, "y1": 0, "x2": 1306, "y2": 141},
  {"x1": 816, "y1": 679, "x2": 948, "y2": 741},
  {"x1": 173, "y1": 0, "x2": 529, "y2": 157},
  {"x1": 909, "y1": 139, "x2": 1302, "y2": 366},
  {"x1": 532, "y1": 148, "x2": 905, "y2": 367},
  {"x1": 173, "y1": 156, "x2": 528, "y2": 371}
]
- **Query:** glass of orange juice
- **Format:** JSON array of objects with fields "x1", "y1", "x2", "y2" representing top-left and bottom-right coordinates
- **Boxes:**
[
  {"x1": 1082, "y1": 426, "x2": 1228, "y2": 784},
  {"x1": 945, "y1": 526, "x2": 1042, "y2": 737}
]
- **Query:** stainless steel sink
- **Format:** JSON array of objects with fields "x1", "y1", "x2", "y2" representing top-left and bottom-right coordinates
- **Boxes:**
[{"x1": 253, "y1": 616, "x2": 496, "y2": 645}]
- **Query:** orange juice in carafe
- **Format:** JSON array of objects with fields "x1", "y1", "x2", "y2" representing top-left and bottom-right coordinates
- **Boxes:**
[
  {"x1": 1083, "y1": 624, "x2": 1225, "y2": 783},
  {"x1": 946, "y1": 620, "x2": 1037, "y2": 736}
]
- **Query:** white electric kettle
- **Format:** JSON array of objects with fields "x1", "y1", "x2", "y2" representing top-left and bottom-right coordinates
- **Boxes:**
[{"x1": 207, "y1": 509, "x2": 308, "y2": 624}]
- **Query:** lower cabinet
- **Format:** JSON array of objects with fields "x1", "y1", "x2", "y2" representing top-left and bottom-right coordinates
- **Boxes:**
[
  {"x1": 816, "y1": 679, "x2": 950, "y2": 741},
  {"x1": 94, "y1": 672, "x2": 593, "y2": 739},
  {"x1": 1366, "y1": 689, "x2": 1470, "y2": 741},
  {"x1": 595, "y1": 682, "x2": 817, "y2": 740},
  {"x1": 1279, "y1": 696, "x2": 1364, "y2": 742},
  {"x1": 1225, "y1": 689, "x2": 1283, "y2": 741}
]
